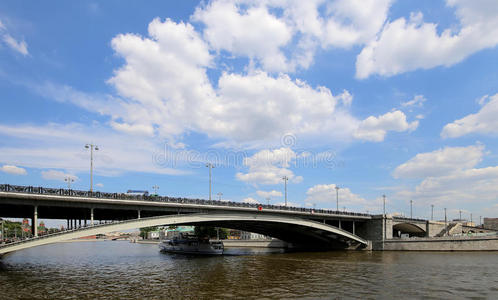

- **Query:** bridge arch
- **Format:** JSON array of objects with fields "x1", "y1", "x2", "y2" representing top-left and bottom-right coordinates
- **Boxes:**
[
  {"x1": 393, "y1": 222, "x2": 426, "y2": 237},
  {"x1": 0, "y1": 212, "x2": 368, "y2": 255}
]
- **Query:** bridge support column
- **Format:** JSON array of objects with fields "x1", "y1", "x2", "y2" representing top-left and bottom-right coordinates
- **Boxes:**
[
  {"x1": 138, "y1": 210, "x2": 141, "y2": 219},
  {"x1": 66, "y1": 219, "x2": 69, "y2": 230},
  {"x1": 33, "y1": 206, "x2": 38, "y2": 237},
  {"x1": 338, "y1": 220, "x2": 342, "y2": 229},
  {"x1": 353, "y1": 221, "x2": 355, "y2": 235},
  {"x1": 79, "y1": 219, "x2": 81, "y2": 228},
  {"x1": 90, "y1": 208, "x2": 94, "y2": 226}
]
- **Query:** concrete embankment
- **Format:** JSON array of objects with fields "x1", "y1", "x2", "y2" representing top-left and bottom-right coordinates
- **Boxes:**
[
  {"x1": 134, "y1": 239, "x2": 288, "y2": 248},
  {"x1": 381, "y1": 236, "x2": 498, "y2": 251}
]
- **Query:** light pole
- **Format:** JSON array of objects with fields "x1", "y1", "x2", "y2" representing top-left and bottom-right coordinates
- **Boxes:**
[
  {"x1": 266, "y1": 197, "x2": 270, "y2": 205},
  {"x1": 470, "y1": 213, "x2": 473, "y2": 224},
  {"x1": 64, "y1": 176, "x2": 74, "y2": 189},
  {"x1": 459, "y1": 210, "x2": 462, "y2": 221},
  {"x1": 152, "y1": 185, "x2": 159, "y2": 196},
  {"x1": 217, "y1": 192, "x2": 223, "y2": 201},
  {"x1": 85, "y1": 143, "x2": 99, "y2": 192},
  {"x1": 206, "y1": 163, "x2": 214, "y2": 200},
  {"x1": 383, "y1": 194, "x2": 386, "y2": 216},
  {"x1": 410, "y1": 199, "x2": 413, "y2": 219},
  {"x1": 0, "y1": 218, "x2": 4, "y2": 243},
  {"x1": 431, "y1": 204, "x2": 434, "y2": 221},
  {"x1": 282, "y1": 176, "x2": 288, "y2": 207},
  {"x1": 335, "y1": 186, "x2": 340, "y2": 211},
  {"x1": 480, "y1": 215, "x2": 482, "y2": 227},
  {"x1": 444, "y1": 208, "x2": 448, "y2": 236},
  {"x1": 383, "y1": 194, "x2": 386, "y2": 241}
]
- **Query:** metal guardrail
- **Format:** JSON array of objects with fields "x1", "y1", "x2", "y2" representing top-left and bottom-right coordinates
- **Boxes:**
[
  {"x1": 0, "y1": 214, "x2": 175, "y2": 249},
  {"x1": 0, "y1": 184, "x2": 371, "y2": 218},
  {"x1": 392, "y1": 216, "x2": 427, "y2": 222}
]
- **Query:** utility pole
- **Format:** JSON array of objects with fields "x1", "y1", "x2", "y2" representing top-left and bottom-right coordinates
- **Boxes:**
[
  {"x1": 459, "y1": 210, "x2": 462, "y2": 221},
  {"x1": 206, "y1": 163, "x2": 215, "y2": 200},
  {"x1": 431, "y1": 204, "x2": 434, "y2": 221},
  {"x1": 410, "y1": 200, "x2": 413, "y2": 219},
  {"x1": 335, "y1": 186, "x2": 340, "y2": 211},
  {"x1": 266, "y1": 197, "x2": 270, "y2": 205},
  {"x1": 383, "y1": 194, "x2": 386, "y2": 216},
  {"x1": 383, "y1": 194, "x2": 386, "y2": 241},
  {"x1": 470, "y1": 213, "x2": 473, "y2": 224},
  {"x1": 282, "y1": 176, "x2": 288, "y2": 206},
  {"x1": 217, "y1": 192, "x2": 223, "y2": 201},
  {"x1": 85, "y1": 144, "x2": 99, "y2": 192},
  {"x1": 152, "y1": 185, "x2": 159, "y2": 196},
  {"x1": 480, "y1": 216, "x2": 482, "y2": 227}
]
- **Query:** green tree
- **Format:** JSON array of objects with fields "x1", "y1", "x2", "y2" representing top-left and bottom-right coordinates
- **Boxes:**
[
  {"x1": 194, "y1": 226, "x2": 228, "y2": 240},
  {"x1": 139, "y1": 226, "x2": 158, "y2": 239}
]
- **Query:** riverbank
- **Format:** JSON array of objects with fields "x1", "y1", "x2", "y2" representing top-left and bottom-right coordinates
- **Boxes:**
[
  {"x1": 380, "y1": 235, "x2": 498, "y2": 251},
  {"x1": 134, "y1": 239, "x2": 289, "y2": 248}
]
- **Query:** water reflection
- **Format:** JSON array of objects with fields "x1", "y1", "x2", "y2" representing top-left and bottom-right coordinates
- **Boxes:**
[{"x1": 1, "y1": 241, "x2": 497, "y2": 299}]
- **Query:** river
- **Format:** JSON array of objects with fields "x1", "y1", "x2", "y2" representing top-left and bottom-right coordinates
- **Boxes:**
[{"x1": 1, "y1": 241, "x2": 497, "y2": 299}]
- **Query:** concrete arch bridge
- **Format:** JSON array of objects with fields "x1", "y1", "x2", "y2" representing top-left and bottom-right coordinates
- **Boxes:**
[{"x1": 0, "y1": 212, "x2": 368, "y2": 256}]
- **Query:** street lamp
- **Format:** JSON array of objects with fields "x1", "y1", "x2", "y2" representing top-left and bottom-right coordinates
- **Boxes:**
[
  {"x1": 410, "y1": 200, "x2": 413, "y2": 219},
  {"x1": 444, "y1": 208, "x2": 448, "y2": 236},
  {"x1": 206, "y1": 163, "x2": 215, "y2": 200},
  {"x1": 335, "y1": 186, "x2": 340, "y2": 211},
  {"x1": 85, "y1": 143, "x2": 99, "y2": 192},
  {"x1": 282, "y1": 176, "x2": 289, "y2": 207},
  {"x1": 152, "y1": 185, "x2": 159, "y2": 196},
  {"x1": 431, "y1": 204, "x2": 434, "y2": 221},
  {"x1": 217, "y1": 192, "x2": 223, "y2": 201},
  {"x1": 266, "y1": 197, "x2": 270, "y2": 205},
  {"x1": 64, "y1": 176, "x2": 75, "y2": 189}
]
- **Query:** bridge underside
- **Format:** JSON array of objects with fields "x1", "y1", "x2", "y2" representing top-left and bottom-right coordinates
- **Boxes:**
[
  {"x1": 179, "y1": 220, "x2": 359, "y2": 250},
  {"x1": 0, "y1": 213, "x2": 368, "y2": 256},
  {"x1": 393, "y1": 223, "x2": 426, "y2": 237}
]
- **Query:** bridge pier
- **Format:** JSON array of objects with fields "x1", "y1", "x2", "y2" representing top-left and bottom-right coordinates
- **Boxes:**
[
  {"x1": 338, "y1": 220, "x2": 342, "y2": 229},
  {"x1": 32, "y1": 205, "x2": 38, "y2": 237},
  {"x1": 90, "y1": 208, "x2": 94, "y2": 226},
  {"x1": 138, "y1": 210, "x2": 141, "y2": 219},
  {"x1": 79, "y1": 219, "x2": 81, "y2": 228},
  {"x1": 353, "y1": 221, "x2": 355, "y2": 235}
]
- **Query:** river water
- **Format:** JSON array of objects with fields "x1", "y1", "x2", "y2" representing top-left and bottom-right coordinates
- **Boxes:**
[{"x1": 1, "y1": 241, "x2": 497, "y2": 299}]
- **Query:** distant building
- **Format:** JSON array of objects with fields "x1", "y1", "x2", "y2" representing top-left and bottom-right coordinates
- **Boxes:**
[
  {"x1": 240, "y1": 231, "x2": 269, "y2": 240},
  {"x1": 147, "y1": 231, "x2": 160, "y2": 239},
  {"x1": 126, "y1": 190, "x2": 149, "y2": 196},
  {"x1": 484, "y1": 218, "x2": 498, "y2": 230},
  {"x1": 162, "y1": 226, "x2": 195, "y2": 239}
]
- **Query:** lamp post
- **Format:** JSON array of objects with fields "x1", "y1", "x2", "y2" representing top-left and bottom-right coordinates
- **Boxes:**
[
  {"x1": 266, "y1": 197, "x2": 270, "y2": 205},
  {"x1": 282, "y1": 176, "x2": 288, "y2": 207},
  {"x1": 152, "y1": 185, "x2": 159, "y2": 196},
  {"x1": 217, "y1": 192, "x2": 223, "y2": 201},
  {"x1": 85, "y1": 144, "x2": 99, "y2": 192},
  {"x1": 206, "y1": 163, "x2": 214, "y2": 200},
  {"x1": 64, "y1": 176, "x2": 74, "y2": 189},
  {"x1": 383, "y1": 194, "x2": 386, "y2": 241},
  {"x1": 410, "y1": 200, "x2": 413, "y2": 219},
  {"x1": 444, "y1": 208, "x2": 448, "y2": 236},
  {"x1": 335, "y1": 186, "x2": 340, "y2": 211},
  {"x1": 0, "y1": 218, "x2": 4, "y2": 243},
  {"x1": 459, "y1": 210, "x2": 462, "y2": 221},
  {"x1": 431, "y1": 204, "x2": 434, "y2": 221}
]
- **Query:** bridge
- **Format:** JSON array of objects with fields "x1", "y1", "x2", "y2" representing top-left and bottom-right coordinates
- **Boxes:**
[{"x1": 1, "y1": 184, "x2": 486, "y2": 254}]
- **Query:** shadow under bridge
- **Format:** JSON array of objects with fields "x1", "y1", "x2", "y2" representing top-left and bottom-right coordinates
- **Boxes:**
[{"x1": 0, "y1": 212, "x2": 368, "y2": 255}]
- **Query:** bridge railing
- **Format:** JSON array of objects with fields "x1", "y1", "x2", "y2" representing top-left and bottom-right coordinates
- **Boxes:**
[{"x1": 0, "y1": 184, "x2": 371, "y2": 218}]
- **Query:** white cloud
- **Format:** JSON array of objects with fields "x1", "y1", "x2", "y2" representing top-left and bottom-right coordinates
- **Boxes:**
[
  {"x1": 393, "y1": 144, "x2": 498, "y2": 213},
  {"x1": 236, "y1": 147, "x2": 303, "y2": 185},
  {"x1": 3, "y1": 34, "x2": 28, "y2": 56},
  {"x1": 0, "y1": 122, "x2": 188, "y2": 176},
  {"x1": 0, "y1": 165, "x2": 27, "y2": 175},
  {"x1": 353, "y1": 110, "x2": 419, "y2": 142},
  {"x1": 401, "y1": 95, "x2": 426, "y2": 108},
  {"x1": 95, "y1": 183, "x2": 104, "y2": 188},
  {"x1": 243, "y1": 197, "x2": 259, "y2": 204},
  {"x1": 305, "y1": 184, "x2": 367, "y2": 208},
  {"x1": 193, "y1": 0, "x2": 393, "y2": 73},
  {"x1": 356, "y1": 1, "x2": 498, "y2": 78},
  {"x1": 256, "y1": 190, "x2": 282, "y2": 199},
  {"x1": 442, "y1": 93, "x2": 498, "y2": 138},
  {"x1": 393, "y1": 144, "x2": 485, "y2": 179},
  {"x1": 0, "y1": 19, "x2": 28, "y2": 56},
  {"x1": 41, "y1": 170, "x2": 78, "y2": 182}
]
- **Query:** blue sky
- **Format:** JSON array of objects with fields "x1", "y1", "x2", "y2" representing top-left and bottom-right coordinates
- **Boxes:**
[{"x1": 1, "y1": 0, "x2": 498, "y2": 222}]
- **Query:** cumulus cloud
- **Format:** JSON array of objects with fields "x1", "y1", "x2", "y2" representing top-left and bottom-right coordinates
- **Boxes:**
[
  {"x1": 356, "y1": 1, "x2": 498, "y2": 78},
  {"x1": 393, "y1": 144, "x2": 485, "y2": 179},
  {"x1": 305, "y1": 184, "x2": 367, "y2": 209},
  {"x1": 236, "y1": 147, "x2": 303, "y2": 185},
  {"x1": 193, "y1": 0, "x2": 393, "y2": 73},
  {"x1": 442, "y1": 93, "x2": 498, "y2": 138},
  {"x1": 353, "y1": 110, "x2": 419, "y2": 142},
  {"x1": 95, "y1": 183, "x2": 104, "y2": 188},
  {"x1": 41, "y1": 170, "x2": 78, "y2": 181},
  {"x1": 256, "y1": 190, "x2": 282, "y2": 199},
  {"x1": 0, "y1": 165, "x2": 27, "y2": 175},
  {"x1": 393, "y1": 144, "x2": 498, "y2": 211}
]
